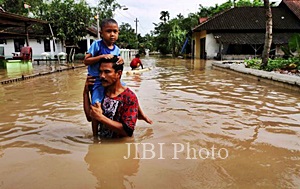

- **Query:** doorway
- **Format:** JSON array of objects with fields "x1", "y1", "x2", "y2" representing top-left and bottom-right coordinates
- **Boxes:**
[{"x1": 200, "y1": 38, "x2": 206, "y2": 59}]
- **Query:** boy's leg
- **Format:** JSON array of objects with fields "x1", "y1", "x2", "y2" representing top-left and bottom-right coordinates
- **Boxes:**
[
  {"x1": 91, "y1": 118, "x2": 99, "y2": 136},
  {"x1": 138, "y1": 105, "x2": 153, "y2": 124},
  {"x1": 90, "y1": 83, "x2": 104, "y2": 136}
]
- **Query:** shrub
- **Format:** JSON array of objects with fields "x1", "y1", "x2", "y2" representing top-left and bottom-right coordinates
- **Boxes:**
[{"x1": 74, "y1": 53, "x2": 85, "y2": 60}]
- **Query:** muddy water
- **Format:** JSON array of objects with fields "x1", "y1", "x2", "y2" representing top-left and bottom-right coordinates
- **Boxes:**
[{"x1": 0, "y1": 57, "x2": 299, "y2": 189}]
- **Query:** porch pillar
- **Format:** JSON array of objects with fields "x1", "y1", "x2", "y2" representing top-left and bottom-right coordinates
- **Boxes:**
[
  {"x1": 86, "y1": 37, "x2": 91, "y2": 51},
  {"x1": 25, "y1": 23, "x2": 30, "y2": 46}
]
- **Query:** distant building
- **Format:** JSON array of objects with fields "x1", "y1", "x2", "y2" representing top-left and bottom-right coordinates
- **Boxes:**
[
  {"x1": 0, "y1": 10, "x2": 98, "y2": 60},
  {"x1": 192, "y1": 0, "x2": 300, "y2": 60}
]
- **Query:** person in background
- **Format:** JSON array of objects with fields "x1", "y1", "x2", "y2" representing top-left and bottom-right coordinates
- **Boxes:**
[{"x1": 130, "y1": 54, "x2": 144, "y2": 70}]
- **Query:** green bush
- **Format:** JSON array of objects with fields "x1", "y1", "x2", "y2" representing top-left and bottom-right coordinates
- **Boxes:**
[
  {"x1": 74, "y1": 53, "x2": 85, "y2": 60},
  {"x1": 244, "y1": 58, "x2": 261, "y2": 69},
  {"x1": 244, "y1": 57, "x2": 300, "y2": 71}
]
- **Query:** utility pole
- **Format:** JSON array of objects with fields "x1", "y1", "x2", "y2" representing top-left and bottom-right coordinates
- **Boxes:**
[
  {"x1": 134, "y1": 18, "x2": 139, "y2": 36},
  {"x1": 134, "y1": 18, "x2": 139, "y2": 49}
]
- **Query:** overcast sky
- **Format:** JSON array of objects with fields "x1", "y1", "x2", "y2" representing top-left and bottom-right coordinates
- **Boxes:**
[{"x1": 88, "y1": 0, "x2": 281, "y2": 36}]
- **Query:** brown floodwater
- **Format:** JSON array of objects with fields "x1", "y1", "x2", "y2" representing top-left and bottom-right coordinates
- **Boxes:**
[{"x1": 0, "y1": 57, "x2": 299, "y2": 189}]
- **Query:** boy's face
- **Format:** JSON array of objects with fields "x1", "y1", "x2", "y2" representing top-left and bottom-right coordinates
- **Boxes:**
[{"x1": 100, "y1": 23, "x2": 119, "y2": 46}]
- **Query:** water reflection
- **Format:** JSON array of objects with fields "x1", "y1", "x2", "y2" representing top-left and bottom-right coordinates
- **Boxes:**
[{"x1": 84, "y1": 139, "x2": 139, "y2": 189}]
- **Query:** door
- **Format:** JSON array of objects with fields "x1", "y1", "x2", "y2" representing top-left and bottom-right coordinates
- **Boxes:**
[{"x1": 200, "y1": 38, "x2": 206, "y2": 59}]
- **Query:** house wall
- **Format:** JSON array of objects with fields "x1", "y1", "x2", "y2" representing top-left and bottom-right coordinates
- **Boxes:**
[
  {"x1": 1, "y1": 35, "x2": 136, "y2": 61},
  {"x1": 205, "y1": 33, "x2": 219, "y2": 59},
  {"x1": 192, "y1": 31, "x2": 219, "y2": 59},
  {"x1": 1, "y1": 39, "x2": 66, "y2": 59},
  {"x1": 192, "y1": 31, "x2": 203, "y2": 58}
]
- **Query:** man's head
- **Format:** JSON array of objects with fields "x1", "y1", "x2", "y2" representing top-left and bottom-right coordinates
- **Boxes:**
[
  {"x1": 100, "y1": 18, "x2": 119, "y2": 46},
  {"x1": 99, "y1": 56, "x2": 123, "y2": 87},
  {"x1": 135, "y1": 54, "x2": 140, "y2": 58}
]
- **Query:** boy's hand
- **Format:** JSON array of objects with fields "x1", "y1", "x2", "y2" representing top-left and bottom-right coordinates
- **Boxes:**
[
  {"x1": 117, "y1": 56, "x2": 124, "y2": 65},
  {"x1": 102, "y1": 54, "x2": 114, "y2": 59}
]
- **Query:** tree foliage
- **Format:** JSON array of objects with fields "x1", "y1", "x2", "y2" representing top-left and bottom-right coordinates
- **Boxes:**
[
  {"x1": 1, "y1": 0, "x2": 43, "y2": 16},
  {"x1": 36, "y1": 0, "x2": 92, "y2": 46},
  {"x1": 93, "y1": 0, "x2": 121, "y2": 21},
  {"x1": 289, "y1": 33, "x2": 300, "y2": 56},
  {"x1": 168, "y1": 21, "x2": 187, "y2": 57},
  {"x1": 117, "y1": 23, "x2": 136, "y2": 49},
  {"x1": 160, "y1": 11, "x2": 170, "y2": 23}
]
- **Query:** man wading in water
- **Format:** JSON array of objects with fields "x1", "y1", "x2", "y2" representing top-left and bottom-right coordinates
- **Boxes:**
[{"x1": 83, "y1": 56, "x2": 151, "y2": 138}]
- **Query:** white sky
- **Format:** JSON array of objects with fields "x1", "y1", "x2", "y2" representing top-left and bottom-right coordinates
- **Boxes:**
[{"x1": 87, "y1": 0, "x2": 281, "y2": 36}]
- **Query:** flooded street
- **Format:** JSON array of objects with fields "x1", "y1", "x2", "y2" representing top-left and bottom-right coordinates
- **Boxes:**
[{"x1": 0, "y1": 57, "x2": 299, "y2": 189}]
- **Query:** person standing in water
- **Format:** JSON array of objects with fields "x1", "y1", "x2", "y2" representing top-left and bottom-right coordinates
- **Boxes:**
[{"x1": 84, "y1": 19, "x2": 152, "y2": 136}]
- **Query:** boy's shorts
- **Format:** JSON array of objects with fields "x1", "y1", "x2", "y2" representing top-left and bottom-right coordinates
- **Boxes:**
[
  {"x1": 88, "y1": 75, "x2": 126, "y2": 105},
  {"x1": 90, "y1": 83, "x2": 105, "y2": 105}
]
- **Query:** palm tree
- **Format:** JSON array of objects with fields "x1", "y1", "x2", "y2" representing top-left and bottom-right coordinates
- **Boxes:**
[
  {"x1": 160, "y1": 11, "x2": 170, "y2": 23},
  {"x1": 261, "y1": 0, "x2": 273, "y2": 68}
]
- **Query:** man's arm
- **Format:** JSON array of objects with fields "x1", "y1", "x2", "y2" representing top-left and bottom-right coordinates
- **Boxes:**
[
  {"x1": 90, "y1": 90, "x2": 138, "y2": 137},
  {"x1": 90, "y1": 103, "x2": 128, "y2": 137}
]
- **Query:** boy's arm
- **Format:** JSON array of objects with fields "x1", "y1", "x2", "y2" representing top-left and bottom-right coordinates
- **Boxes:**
[
  {"x1": 84, "y1": 53, "x2": 117, "y2": 66},
  {"x1": 84, "y1": 53, "x2": 103, "y2": 66}
]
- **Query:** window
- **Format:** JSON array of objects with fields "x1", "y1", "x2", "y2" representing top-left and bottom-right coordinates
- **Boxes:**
[
  {"x1": 44, "y1": 39, "x2": 51, "y2": 52},
  {"x1": 14, "y1": 39, "x2": 25, "y2": 52}
]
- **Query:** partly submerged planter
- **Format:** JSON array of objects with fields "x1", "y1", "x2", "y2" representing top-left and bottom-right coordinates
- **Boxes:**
[{"x1": 212, "y1": 61, "x2": 300, "y2": 91}]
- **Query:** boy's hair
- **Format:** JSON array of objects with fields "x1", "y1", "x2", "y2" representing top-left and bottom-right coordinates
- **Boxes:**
[
  {"x1": 135, "y1": 54, "x2": 140, "y2": 58},
  {"x1": 100, "y1": 55, "x2": 123, "y2": 72},
  {"x1": 100, "y1": 18, "x2": 118, "y2": 30}
]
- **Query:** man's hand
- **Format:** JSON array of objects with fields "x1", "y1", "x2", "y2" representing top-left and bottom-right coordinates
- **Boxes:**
[{"x1": 90, "y1": 102, "x2": 103, "y2": 121}]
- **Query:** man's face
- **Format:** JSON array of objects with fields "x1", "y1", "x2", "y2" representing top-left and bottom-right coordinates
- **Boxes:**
[{"x1": 99, "y1": 63, "x2": 120, "y2": 87}]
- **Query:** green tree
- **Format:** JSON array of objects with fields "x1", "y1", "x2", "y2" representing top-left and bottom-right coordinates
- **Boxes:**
[
  {"x1": 168, "y1": 22, "x2": 187, "y2": 57},
  {"x1": 94, "y1": 0, "x2": 120, "y2": 21},
  {"x1": 236, "y1": 0, "x2": 252, "y2": 6},
  {"x1": 117, "y1": 23, "x2": 136, "y2": 49},
  {"x1": 1, "y1": 0, "x2": 43, "y2": 16},
  {"x1": 288, "y1": 33, "x2": 300, "y2": 58},
  {"x1": 141, "y1": 33, "x2": 155, "y2": 52},
  {"x1": 252, "y1": 0, "x2": 264, "y2": 6},
  {"x1": 159, "y1": 11, "x2": 170, "y2": 23},
  {"x1": 153, "y1": 21, "x2": 172, "y2": 54},
  {"x1": 37, "y1": 0, "x2": 92, "y2": 46}
]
